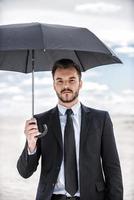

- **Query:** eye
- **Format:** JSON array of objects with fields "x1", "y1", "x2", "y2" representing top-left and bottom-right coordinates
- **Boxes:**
[
  {"x1": 70, "y1": 79, "x2": 75, "y2": 83},
  {"x1": 57, "y1": 80, "x2": 63, "y2": 84}
]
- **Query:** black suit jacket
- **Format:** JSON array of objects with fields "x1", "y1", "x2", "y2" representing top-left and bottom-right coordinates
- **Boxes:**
[{"x1": 17, "y1": 104, "x2": 123, "y2": 200}]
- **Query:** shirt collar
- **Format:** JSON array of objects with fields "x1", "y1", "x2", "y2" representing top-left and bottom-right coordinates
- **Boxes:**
[{"x1": 57, "y1": 101, "x2": 81, "y2": 116}]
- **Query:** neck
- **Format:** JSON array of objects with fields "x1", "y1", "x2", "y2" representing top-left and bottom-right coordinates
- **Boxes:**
[{"x1": 58, "y1": 99, "x2": 79, "y2": 108}]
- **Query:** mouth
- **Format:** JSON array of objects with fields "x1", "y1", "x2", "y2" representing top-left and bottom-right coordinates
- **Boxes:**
[{"x1": 62, "y1": 90, "x2": 72, "y2": 94}]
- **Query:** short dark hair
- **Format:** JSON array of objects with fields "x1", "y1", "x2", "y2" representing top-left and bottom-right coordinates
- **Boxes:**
[{"x1": 52, "y1": 59, "x2": 82, "y2": 80}]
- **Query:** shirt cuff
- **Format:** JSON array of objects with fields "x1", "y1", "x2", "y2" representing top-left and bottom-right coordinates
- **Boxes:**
[{"x1": 27, "y1": 147, "x2": 37, "y2": 155}]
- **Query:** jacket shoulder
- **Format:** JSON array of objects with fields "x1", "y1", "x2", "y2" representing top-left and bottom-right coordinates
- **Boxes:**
[
  {"x1": 82, "y1": 104, "x2": 108, "y2": 115},
  {"x1": 82, "y1": 104, "x2": 111, "y2": 122}
]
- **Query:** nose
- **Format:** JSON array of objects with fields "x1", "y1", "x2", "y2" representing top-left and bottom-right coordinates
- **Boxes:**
[{"x1": 63, "y1": 80, "x2": 70, "y2": 88}]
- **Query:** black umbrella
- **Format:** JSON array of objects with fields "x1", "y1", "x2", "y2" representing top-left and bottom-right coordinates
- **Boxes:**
[{"x1": 0, "y1": 22, "x2": 122, "y2": 117}]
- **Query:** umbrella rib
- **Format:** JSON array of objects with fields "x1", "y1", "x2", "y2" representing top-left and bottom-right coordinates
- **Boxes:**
[
  {"x1": 25, "y1": 50, "x2": 29, "y2": 73},
  {"x1": 74, "y1": 50, "x2": 85, "y2": 72},
  {"x1": 39, "y1": 23, "x2": 46, "y2": 49}
]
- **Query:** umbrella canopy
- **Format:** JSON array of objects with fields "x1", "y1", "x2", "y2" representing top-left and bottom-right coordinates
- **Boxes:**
[
  {"x1": 0, "y1": 22, "x2": 122, "y2": 73},
  {"x1": 0, "y1": 22, "x2": 122, "y2": 117}
]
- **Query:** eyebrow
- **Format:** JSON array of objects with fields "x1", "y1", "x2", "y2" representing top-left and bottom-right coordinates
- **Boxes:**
[
  {"x1": 55, "y1": 76, "x2": 76, "y2": 80},
  {"x1": 55, "y1": 77, "x2": 62, "y2": 81},
  {"x1": 69, "y1": 76, "x2": 76, "y2": 79}
]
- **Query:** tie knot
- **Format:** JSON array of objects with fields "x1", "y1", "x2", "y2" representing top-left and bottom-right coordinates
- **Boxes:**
[{"x1": 66, "y1": 109, "x2": 73, "y2": 116}]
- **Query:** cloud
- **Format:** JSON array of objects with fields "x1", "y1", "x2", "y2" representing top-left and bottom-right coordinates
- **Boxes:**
[
  {"x1": 97, "y1": 30, "x2": 134, "y2": 46},
  {"x1": 82, "y1": 70, "x2": 101, "y2": 79},
  {"x1": 82, "y1": 81, "x2": 109, "y2": 94},
  {"x1": 21, "y1": 76, "x2": 53, "y2": 86},
  {"x1": 0, "y1": 82, "x2": 7, "y2": 88},
  {"x1": 35, "y1": 76, "x2": 53, "y2": 86},
  {"x1": 12, "y1": 95, "x2": 25, "y2": 101},
  {"x1": 108, "y1": 90, "x2": 134, "y2": 115},
  {"x1": 122, "y1": 89, "x2": 134, "y2": 96},
  {"x1": 75, "y1": 2, "x2": 121, "y2": 14},
  {"x1": 121, "y1": 90, "x2": 134, "y2": 104},
  {"x1": 115, "y1": 46, "x2": 134, "y2": 57},
  {"x1": 0, "y1": 85, "x2": 22, "y2": 94}
]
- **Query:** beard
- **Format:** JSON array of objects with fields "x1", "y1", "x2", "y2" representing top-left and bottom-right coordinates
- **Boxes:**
[{"x1": 56, "y1": 88, "x2": 79, "y2": 103}]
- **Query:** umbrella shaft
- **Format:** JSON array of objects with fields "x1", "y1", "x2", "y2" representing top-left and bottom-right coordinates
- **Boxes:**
[{"x1": 32, "y1": 50, "x2": 35, "y2": 117}]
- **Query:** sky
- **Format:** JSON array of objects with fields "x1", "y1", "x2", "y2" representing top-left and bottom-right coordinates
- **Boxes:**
[{"x1": 0, "y1": 0, "x2": 134, "y2": 117}]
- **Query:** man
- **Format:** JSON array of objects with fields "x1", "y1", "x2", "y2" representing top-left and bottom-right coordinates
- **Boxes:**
[{"x1": 17, "y1": 59, "x2": 123, "y2": 200}]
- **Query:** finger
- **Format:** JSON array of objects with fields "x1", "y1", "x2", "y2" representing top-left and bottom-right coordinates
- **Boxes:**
[
  {"x1": 29, "y1": 131, "x2": 39, "y2": 137},
  {"x1": 27, "y1": 124, "x2": 38, "y2": 131},
  {"x1": 29, "y1": 132, "x2": 41, "y2": 141},
  {"x1": 25, "y1": 129, "x2": 38, "y2": 136},
  {"x1": 25, "y1": 118, "x2": 37, "y2": 127},
  {"x1": 26, "y1": 131, "x2": 39, "y2": 139},
  {"x1": 30, "y1": 118, "x2": 37, "y2": 124},
  {"x1": 24, "y1": 126, "x2": 37, "y2": 135}
]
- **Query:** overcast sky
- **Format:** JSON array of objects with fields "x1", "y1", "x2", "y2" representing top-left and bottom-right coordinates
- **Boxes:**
[{"x1": 0, "y1": 0, "x2": 134, "y2": 117}]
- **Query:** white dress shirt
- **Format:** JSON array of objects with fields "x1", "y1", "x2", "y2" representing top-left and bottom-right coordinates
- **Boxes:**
[{"x1": 53, "y1": 102, "x2": 81, "y2": 197}]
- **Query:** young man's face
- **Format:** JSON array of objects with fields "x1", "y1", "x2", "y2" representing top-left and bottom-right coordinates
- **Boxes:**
[{"x1": 53, "y1": 67, "x2": 82, "y2": 104}]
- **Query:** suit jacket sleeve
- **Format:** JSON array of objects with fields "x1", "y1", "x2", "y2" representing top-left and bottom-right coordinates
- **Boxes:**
[
  {"x1": 17, "y1": 139, "x2": 41, "y2": 178},
  {"x1": 101, "y1": 112, "x2": 123, "y2": 200}
]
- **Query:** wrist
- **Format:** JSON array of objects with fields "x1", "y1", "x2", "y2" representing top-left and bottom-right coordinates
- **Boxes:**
[{"x1": 27, "y1": 141, "x2": 37, "y2": 153}]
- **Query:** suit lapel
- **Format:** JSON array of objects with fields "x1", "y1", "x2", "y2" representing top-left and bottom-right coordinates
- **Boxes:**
[
  {"x1": 80, "y1": 104, "x2": 92, "y2": 149},
  {"x1": 50, "y1": 106, "x2": 63, "y2": 151}
]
